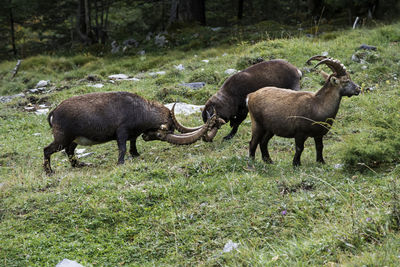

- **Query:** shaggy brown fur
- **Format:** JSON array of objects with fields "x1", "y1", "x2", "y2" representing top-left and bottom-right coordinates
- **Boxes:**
[
  {"x1": 202, "y1": 59, "x2": 302, "y2": 140},
  {"x1": 44, "y1": 92, "x2": 209, "y2": 174}
]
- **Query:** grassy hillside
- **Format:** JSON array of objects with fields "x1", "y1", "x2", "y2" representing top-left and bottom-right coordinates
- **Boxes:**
[{"x1": 1, "y1": 23, "x2": 400, "y2": 266}]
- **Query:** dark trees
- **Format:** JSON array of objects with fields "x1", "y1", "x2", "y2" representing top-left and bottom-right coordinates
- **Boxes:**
[
  {"x1": 169, "y1": 0, "x2": 206, "y2": 26},
  {"x1": 76, "y1": 0, "x2": 111, "y2": 44}
]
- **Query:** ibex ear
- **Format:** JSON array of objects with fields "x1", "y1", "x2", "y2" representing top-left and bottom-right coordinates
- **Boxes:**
[
  {"x1": 330, "y1": 76, "x2": 340, "y2": 85},
  {"x1": 319, "y1": 70, "x2": 330, "y2": 81}
]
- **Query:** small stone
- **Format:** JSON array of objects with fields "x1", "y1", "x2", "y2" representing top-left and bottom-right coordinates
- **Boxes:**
[
  {"x1": 0, "y1": 93, "x2": 25, "y2": 103},
  {"x1": 178, "y1": 82, "x2": 205, "y2": 90},
  {"x1": 34, "y1": 108, "x2": 49, "y2": 115},
  {"x1": 351, "y1": 54, "x2": 360, "y2": 63},
  {"x1": 224, "y1": 69, "x2": 237, "y2": 75},
  {"x1": 201, "y1": 59, "x2": 209, "y2": 63},
  {"x1": 334, "y1": 163, "x2": 344, "y2": 169},
  {"x1": 24, "y1": 106, "x2": 35, "y2": 111},
  {"x1": 210, "y1": 27, "x2": 222, "y2": 31},
  {"x1": 165, "y1": 103, "x2": 204, "y2": 115},
  {"x1": 358, "y1": 44, "x2": 377, "y2": 51},
  {"x1": 322, "y1": 51, "x2": 329, "y2": 56},
  {"x1": 223, "y1": 240, "x2": 239, "y2": 253},
  {"x1": 56, "y1": 259, "x2": 84, "y2": 267},
  {"x1": 88, "y1": 83, "x2": 104, "y2": 88},
  {"x1": 76, "y1": 148, "x2": 86, "y2": 154},
  {"x1": 148, "y1": 71, "x2": 166, "y2": 77},
  {"x1": 108, "y1": 74, "x2": 129, "y2": 80},
  {"x1": 175, "y1": 64, "x2": 185, "y2": 71},
  {"x1": 36, "y1": 80, "x2": 50, "y2": 88},
  {"x1": 77, "y1": 152, "x2": 94, "y2": 159}
]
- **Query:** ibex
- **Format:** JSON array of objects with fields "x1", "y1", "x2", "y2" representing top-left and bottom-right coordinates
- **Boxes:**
[
  {"x1": 44, "y1": 92, "x2": 215, "y2": 174},
  {"x1": 247, "y1": 56, "x2": 360, "y2": 166},
  {"x1": 200, "y1": 59, "x2": 302, "y2": 140}
]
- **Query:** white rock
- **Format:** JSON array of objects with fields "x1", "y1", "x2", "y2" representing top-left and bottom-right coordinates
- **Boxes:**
[
  {"x1": 322, "y1": 51, "x2": 329, "y2": 57},
  {"x1": 0, "y1": 93, "x2": 25, "y2": 103},
  {"x1": 222, "y1": 53, "x2": 228, "y2": 57},
  {"x1": 165, "y1": 102, "x2": 204, "y2": 115},
  {"x1": 223, "y1": 240, "x2": 239, "y2": 253},
  {"x1": 24, "y1": 106, "x2": 35, "y2": 111},
  {"x1": 178, "y1": 82, "x2": 205, "y2": 89},
  {"x1": 88, "y1": 83, "x2": 104, "y2": 88},
  {"x1": 28, "y1": 87, "x2": 46, "y2": 94},
  {"x1": 76, "y1": 148, "x2": 86, "y2": 154},
  {"x1": 334, "y1": 163, "x2": 344, "y2": 169},
  {"x1": 224, "y1": 69, "x2": 237, "y2": 75},
  {"x1": 175, "y1": 64, "x2": 185, "y2": 71},
  {"x1": 211, "y1": 27, "x2": 222, "y2": 31},
  {"x1": 33, "y1": 133, "x2": 41, "y2": 136},
  {"x1": 155, "y1": 34, "x2": 167, "y2": 47},
  {"x1": 36, "y1": 80, "x2": 50, "y2": 88},
  {"x1": 34, "y1": 108, "x2": 49, "y2": 115},
  {"x1": 56, "y1": 259, "x2": 84, "y2": 267},
  {"x1": 148, "y1": 71, "x2": 166, "y2": 77},
  {"x1": 201, "y1": 59, "x2": 209, "y2": 63},
  {"x1": 77, "y1": 152, "x2": 94, "y2": 159},
  {"x1": 108, "y1": 74, "x2": 129, "y2": 80},
  {"x1": 361, "y1": 65, "x2": 368, "y2": 70}
]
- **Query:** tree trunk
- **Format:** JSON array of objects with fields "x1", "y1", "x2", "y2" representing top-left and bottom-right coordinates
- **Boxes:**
[
  {"x1": 84, "y1": 0, "x2": 91, "y2": 41},
  {"x1": 9, "y1": 1, "x2": 17, "y2": 56},
  {"x1": 168, "y1": 0, "x2": 206, "y2": 26},
  {"x1": 94, "y1": 0, "x2": 99, "y2": 42},
  {"x1": 238, "y1": 0, "x2": 244, "y2": 20},
  {"x1": 168, "y1": 0, "x2": 179, "y2": 25}
]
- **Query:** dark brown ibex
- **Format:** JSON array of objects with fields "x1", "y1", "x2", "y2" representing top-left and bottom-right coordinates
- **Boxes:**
[
  {"x1": 247, "y1": 56, "x2": 360, "y2": 166},
  {"x1": 44, "y1": 92, "x2": 214, "y2": 174},
  {"x1": 200, "y1": 59, "x2": 302, "y2": 141}
]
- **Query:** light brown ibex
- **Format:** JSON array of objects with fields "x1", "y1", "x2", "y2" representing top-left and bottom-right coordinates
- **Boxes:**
[{"x1": 247, "y1": 56, "x2": 360, "y2": 166}]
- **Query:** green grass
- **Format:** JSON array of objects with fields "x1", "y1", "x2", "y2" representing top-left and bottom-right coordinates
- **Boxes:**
[{"x1": 1, "y1": 22, "x2": 400, "y2": 266}]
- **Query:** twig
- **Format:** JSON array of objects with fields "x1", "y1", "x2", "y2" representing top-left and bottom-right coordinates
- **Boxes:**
[
  {"x1": 287, "y1": 115, "x2": 333, "y2": 131},
  {"x1": 314, "y1": 6, "x2": 325, "y2": 35},
  {"x1": 11, "y1": 59, "x2": 22, "y2": 79},
  {"x1": 308, "y1": 174, "x2": 347, "y2": 201},
  {"x1": 352, "y1": 17, "x2": 360, "y2": 29},
  {"x1": 357, "y1": 163, "x2": 378, "y2": 174}
]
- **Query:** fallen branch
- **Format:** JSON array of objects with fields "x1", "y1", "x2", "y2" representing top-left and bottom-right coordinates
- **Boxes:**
[{"x1": 11, "y1": 59, "x2": 22, "y2": 79}]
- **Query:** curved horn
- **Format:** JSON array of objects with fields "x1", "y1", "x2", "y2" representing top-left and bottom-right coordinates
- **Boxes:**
[
  {"x1": 202, "y1": 117, "x2": 226, "y2": 142},
  {"x1": 306, "y1": 55, "x2": 328, "y2": 65},
  {"x1": 315, "y1": 58, "x2": 347, "y2": 76},
  {"x1": 165, "y1": 124, "x2": 209, "y2": 145},
  {"x1": 171, "y1": 103, "x2": 203, "y2": 133},
  {"x1": 202, "y1": 127, "x2": 219, "y2": 142}
]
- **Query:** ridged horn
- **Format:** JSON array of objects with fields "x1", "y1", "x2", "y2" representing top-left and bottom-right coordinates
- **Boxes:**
[
  {"x1": 202, "y1": 127, "x2": 219, "y2": 142},
  {"x1": 314, "y1": 58, "x2": 347, "y2": 76},
  {"x1": 165, "y1": 124, "x2": 209, "y2": 145},
  {"x1": 171, "y1": 103, "x2": 203, "y2": 133},
  {"x1": 202, "y1": 118, "x2": 226, "y2": 142},
  {"x1": 306, "y1": 55, "x2": 328, "y2": 65}
]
